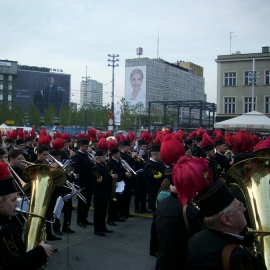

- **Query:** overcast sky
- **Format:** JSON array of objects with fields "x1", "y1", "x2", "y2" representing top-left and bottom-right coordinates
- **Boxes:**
[{"x1": 1, "y1": 0, "x2": 269, "y2": 106}]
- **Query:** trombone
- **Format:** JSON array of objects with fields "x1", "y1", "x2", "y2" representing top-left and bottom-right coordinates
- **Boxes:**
[{"x1": 3, "y1": 157, "x2": 31, "y2": 192}]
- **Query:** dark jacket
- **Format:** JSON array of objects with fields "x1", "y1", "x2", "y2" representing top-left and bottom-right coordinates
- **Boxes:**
[
  {"x1": 0, "y1": 215, "x2": 47, "y2": 270},
  {"x1": 205, "y1": 157, "x2": 219, "y2": 182},
  {"x1": 91, "y1": 162, "x2": 112, "y2": 199},
  {"x1": 33, "y1": 90, "x2": 45, "y2": 114},
  {"x1": 155, "y1": 193, "x2": 203, "y2": 270},
  {"x1": 192, "y1": 145, "x2": 205, "y2": 158},
  {"x1": 144, "y1": 159, "x2": 165, "y2": 211},
  {"x1": 107, "y1": 158, "x2": 126, "y2": 183},
  {"x1": 215, "y1": 152, "x2": 230, "y2": 177},
  {"x1": 73, "y1": 150, "x2": 94, "y2": 188},
  {"x1": 188, "y1": 228, "x2": 264, "y2": 270},
  {"x1": 44, "y1": 84, "x2": 62, "y2": 110}
]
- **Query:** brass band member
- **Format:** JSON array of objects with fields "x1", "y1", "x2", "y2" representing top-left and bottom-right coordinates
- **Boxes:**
[
  {"x1": 201, "y1": 133, "x2": 219, "y2": 182},
  {"x1": 134, "y1": 139, "x2": 150, "y2": 214},
  {"x1": 24, "y1": 136, "x2": 37, "y2": 162},
  {"x1": 144, "y1": 143, "x2": 165, "y2": 257},
  {"x1": 0, "y1": 162, "x2": 53, "y2": 269},
  {"x1": 73, "y1": 139, "x2": 94, "y2": 228},
  {"x1": 92, "y1": 149, "x2": 114, "y2": 236},
  {"x1": 191, "y1": 128, "x2": 206, "y2": 158}
]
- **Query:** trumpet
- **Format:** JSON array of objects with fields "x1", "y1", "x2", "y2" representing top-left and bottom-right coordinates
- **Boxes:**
[
  {"x1": 87, "y1": 152, "x2": 96, "y2": 164},
  {"x1": 128, "y1": 150, "x2": 145, "y2": 162},
  {"x1": 120, "y1": 158, "x2": 137, "y2": 176}
]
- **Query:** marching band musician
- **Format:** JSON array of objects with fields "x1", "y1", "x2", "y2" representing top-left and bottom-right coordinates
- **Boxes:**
[
  {"x1": 34, "y1": 145, "x2": 62, "y2": 242},
  {"x1": 73, "y1": 139, "x2": 94, "y2": 228},
  {"x1": 0, "y1": 162, "x2": 53, "y2": 270},
  {"x1": 134, "y1": 139, "x2": 151, "y2": 214},
  {"x1": 214, "y1": 130, "x2": 231, "y2": 179},
  {"x1": 106, "y1": 147, "x2": 127, "y2": 226},
  {"x1": 119, "y1": 140, "x2": 134, "y2": 219},
  {"x1": 7, "y1": 149, "x2": 24, "y2": 183},
  {"x1": 201, "y1": 133, "x2": 219, "y2": 182},
  {"x1": 91, "y1": 149, "x2": 114, "y2": 236},
  {"x1": 24, "y1": 136, "x2": 37, "y2": 162},
  {"x1": 144, "y1": 143, "x2": 165, "y2": 257},
  {"x1": 191, "y1": 128, "x2": 206, "y2": 158}
]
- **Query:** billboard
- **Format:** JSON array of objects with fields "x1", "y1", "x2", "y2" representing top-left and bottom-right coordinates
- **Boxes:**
[
  {"x1": 125, "y1": 66, "x2": 146, "y2": 109},
  {"x1": 16, "y1": 70, "x2": 71, "y2": 116}
]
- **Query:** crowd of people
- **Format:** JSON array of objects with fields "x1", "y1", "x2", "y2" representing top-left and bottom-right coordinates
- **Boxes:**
[{"x1": 0, "y1": 125, "x2": 269, "y2": 269}]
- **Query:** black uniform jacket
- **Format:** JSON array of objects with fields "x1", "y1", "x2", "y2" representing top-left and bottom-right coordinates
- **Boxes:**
[
  {"x1": 188, "y1": 228, "x2": 264, "y2": 270},
  {"x1": 155, "y1": 194, "x2": 203, "y2": 270},
  {"x1": 107, "y1": 158, "x2": 126, "y2": 183},
  {"x1": 0, "y1": 215, "x2": 47, "y2": 270},
  {"x1": 192, "y1": 145, "x2": 205, "y2": 158},
  {"x1": 73, "y1": 150, "x2": 94, "y2": 188},
  {"x1": 205, "y1": 157, "x2": 219, "y2": 182},
  {"x1": 91, "y1": 162, "x2": 112, "y2": 199},
  {"x1": 144, "y1": 159, "x2": 165, "y2": 210},
  {"x1": 215, "y1": 152, "x2": 230, "y2": 177}
]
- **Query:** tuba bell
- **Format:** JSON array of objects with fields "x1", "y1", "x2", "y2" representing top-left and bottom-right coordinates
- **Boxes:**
[
  {"x1": 22, "y1": 164, "x2": 66, "y2": 251},
  {"x1": 226, "y1": 157, "x2": 270, "y2": 269}
]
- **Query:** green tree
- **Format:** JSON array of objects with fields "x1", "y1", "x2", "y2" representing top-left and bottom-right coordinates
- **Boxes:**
[
  {"x1": 12, "y1": 105, "x2": 25, "y2": 126},
  {"x1": 44, "y1": 105, "x2": 55, "y2": 126},
  {"x1": 28, "y1": 104, "x2": 41, "y2": 127},
  {"x1": 59, "y1": 105, "x2": 71, "y2": 126},
  {"x1": 0, "y1": 104, "x2": 11, "y2": 124}
]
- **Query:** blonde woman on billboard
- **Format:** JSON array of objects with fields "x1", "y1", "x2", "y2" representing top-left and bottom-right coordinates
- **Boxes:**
[{"x1": 130, "y1": 69, "x2": 144, "y2": 101}]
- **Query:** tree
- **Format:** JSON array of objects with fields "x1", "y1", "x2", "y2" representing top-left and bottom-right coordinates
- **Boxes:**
[
  {"x1": 44, "y1": 105, "x2": 55, "y2": 126},
  {"x1": 59, "y1": 105, "x2": 71, "y2": 126},
  {"x1": 0, "y1": 104, "x2": 11, "y2": 124},
  {"x1": 12, "y1": 106, "x2": 25, "y2": 126},
  {"x1": 28, "y1": 104, "x2": 41, "y2": 127}
]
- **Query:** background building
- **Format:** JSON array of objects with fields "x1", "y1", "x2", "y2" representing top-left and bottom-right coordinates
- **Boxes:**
[
  {"x1": 0, "y1": 60, "x2": 18, "y2": 110},
  {"x1": 80, "y1": 79, "x2": 103, "y2": 107},
  {"x1": 125, "y1": 57, "x2": 206, "y2": 120},
  {"x1": 216, "y1": 46, "x2": 270, "y2": 122}
]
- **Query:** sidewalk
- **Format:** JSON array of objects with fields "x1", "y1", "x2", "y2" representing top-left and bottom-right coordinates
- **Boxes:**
[{"x1": 46, "y1": 206, "x2": 156, "y2": 270}]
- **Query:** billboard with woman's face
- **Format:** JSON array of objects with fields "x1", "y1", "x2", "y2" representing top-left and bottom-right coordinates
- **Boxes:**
[{"x1": 125, "y1": 66, "x2": 146, "y2": 108}]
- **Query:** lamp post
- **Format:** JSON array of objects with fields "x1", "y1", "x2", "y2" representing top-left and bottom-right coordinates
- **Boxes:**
[
  {"x1": 82, "y1": 66, "x2": 90, "y2": 134},
  {"x1": 108, "y1": 54, "x2": 119, "y2": 132}
]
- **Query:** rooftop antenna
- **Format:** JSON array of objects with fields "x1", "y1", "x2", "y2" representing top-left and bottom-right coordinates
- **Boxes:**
[
  {"x1": 157, "y1": 30, "x2": 159, "y2": 59},
  {"x1": 230, "y1": 31, "x2": 237, "y2": 54}
]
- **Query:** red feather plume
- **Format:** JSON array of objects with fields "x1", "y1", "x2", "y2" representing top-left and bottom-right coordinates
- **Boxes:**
[
  {"x1": 233, "y1": 130, "x2": 253, "y2": 153},
  {"x1": 201, "y1": 133, "x2": 214, "y2": 149},
  {"x1": 141, "y1": 131, "x2": 153, "y2": 145},
  {"x1": 38, "y1": 135, "x2": 50, "y2": 146},
  {"x1": 52, "y1": 138, "x2": 64, "y2": 149},
  {"x1": 126, "y1": 131, "x2": 137, "y2": 142},
  {"x1": 97, "y1": 137, "x2": 108, "y2": 150},
  {"x1": 108, "y1": 140, "x2": 117, "y2": 150}
]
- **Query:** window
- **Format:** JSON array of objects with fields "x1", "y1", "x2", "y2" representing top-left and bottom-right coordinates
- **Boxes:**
[
  {"x1": 8, "y1": 95, "x2": 12, "y2": 101},
  {"x1": 244, "y1": 97, "x2": 256, "y2": 113},
  {"x1": 0, "y1": 74, "x2": 3, "y2": 80},
  {"x1": 224, "y1": 97, "x2": 235, "y2": 114},
  {"x1": 8, "y1": 75, "x2": 12, "y2": 82},
  {"x1": 0, "y1": 83, "x2": 3, "y2": 90},
  {"x1": 0, "y1": 94, "x2": 3, "y2": 100},
  {"x1": 265, "y1": 97, "x2": 270, "y2": 113},
  {"x1": 8, "y1": 84, "x2": 12, "y2": 91},
  {"x1": 265, "y1": 70, "x2": 270, "y2": 85},
  {"x1": 244, "y1": 71, "x2": 258, "y2": 86},
  {"x1": 224, "y1": 72, "x2": 236, "y2": 86}
]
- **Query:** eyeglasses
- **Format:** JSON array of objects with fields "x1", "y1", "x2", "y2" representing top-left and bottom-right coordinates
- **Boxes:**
[{"x1": 227, "y1": 202, "x2": 245, "y2": 214}]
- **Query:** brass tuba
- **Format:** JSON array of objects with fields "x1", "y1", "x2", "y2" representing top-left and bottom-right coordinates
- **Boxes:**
[
  {"x1": 22, "y1": 164, "x2": 66, "y2": 251},
  {"x1": 226, "y1": 157, "x2": 270, "y2": 269}
]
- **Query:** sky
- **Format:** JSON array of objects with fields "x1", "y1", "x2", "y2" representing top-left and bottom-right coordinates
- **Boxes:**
[{"x1": 1, "y1": 0, "x2": 269, "y2": 106}]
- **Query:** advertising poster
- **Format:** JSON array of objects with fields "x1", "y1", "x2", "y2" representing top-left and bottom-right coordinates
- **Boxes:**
[
  {"x1": 16, "y1": 70, "x2": 71, "y2": 116},
  {"x1": 125, "y1": 65, "x2": 146, "y2": 108}
]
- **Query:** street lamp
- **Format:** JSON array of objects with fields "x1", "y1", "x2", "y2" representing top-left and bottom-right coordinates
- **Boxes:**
[
  {"x1": 82, "y1": 66, "x2": 90, "y2": 134},
  {"x1": 108, "y1": 54, "x2": 119, "y2": 132}
]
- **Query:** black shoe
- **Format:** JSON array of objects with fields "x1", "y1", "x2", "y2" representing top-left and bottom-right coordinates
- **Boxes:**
[
  {"x1": 62, "y1": 228, "x2": 75, "y2": 233},
  {"x1": 128, "y1": 214, "x2": 134, "y2": 218},
  {"x1": 120, "y1": 216, "x2": 129, "y2": 219},
  {"x1": 53, "y1": 248, "x2": 58, "y2": 252},
  {"x1": 150, "y1": 252, "x2": 158, "y2": 257},
  {"x1": 47, "y1": 234, "x2": 62, "y2": 241},
  {"x1": 102, "y1": 228, "x2": 113, "y2": 233},
  {"x1": 115, "y1": 218, "x2": 126, "y2": 222},
  {"x1": 83, "y1": 220, "x2": 94, "y2": 225},
  {"x1": 141, "y1": 209, "x2": 152, "y2": 214},
  {"x1": 107, "y1": 221, "x2": 116, "y2": 226},
  {"x1": 95, "y1": 231, "x2": 106, "y2": 236},
  {"x1": 77, "y1": 222, "x2": 86, "y2": 228},
  {"x1": 54, "y1": 230, "x2": 63, "y2": 236}
]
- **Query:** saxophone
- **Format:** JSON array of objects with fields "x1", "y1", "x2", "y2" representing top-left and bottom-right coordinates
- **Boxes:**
[
  {"x1": 22, "y1": 164, "x2": 66, "y2": 251},
  {"x1": 226, "y1": 157, "x2": 270, "y2": 269}
]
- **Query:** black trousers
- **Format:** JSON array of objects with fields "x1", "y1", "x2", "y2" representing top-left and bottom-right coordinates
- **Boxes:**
[
  {"x1": 77, "y1": 187, "x2": 92, "y2": 223},
  {"x1": 107, "y1": 193, "x2": 122, "y2": 222},
  {"x1": 93, "y1": 197, "x2": 109, "y2": 232},
  {"x1": 119, "y1": 179, "x2": 133, "y2": 216},
  {"x1": 135, "y1": 175, "x2": 148, "y2": 211},
  {"x1": 53, "y1": 198, "x2": 73, "y2": 231}
]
